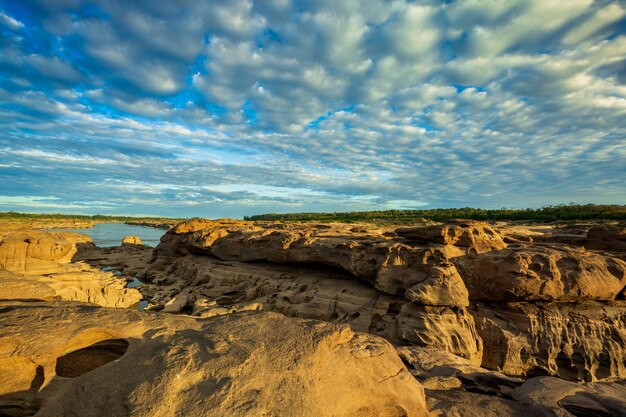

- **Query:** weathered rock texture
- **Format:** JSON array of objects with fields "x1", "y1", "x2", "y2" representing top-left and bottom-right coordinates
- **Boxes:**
[
  {"x1": 471, "y1": 301, "x2": 626, "y2": 382},
  {"x1": 396, "y1": 220, "x2": 507, "y2": 254},
  {"x1": 0, "y1": 231, "x2": 91, "y2": 274},
  {"x1": 144, "y1": 253, "x2": 482, "y2": 363},
  {"x1": 454, "y1": 245, "x2": 626, "y2": 301},
  {"x1": 0, "y1": 231, "x2": 141, "y2": 308},
  {"x1": 585, "y1": 226, "x2": 626, "y2": 255},
  {"x1": 153, "y1": 219, "x2": 483, "y2": 307},
  {"x1": 121, "y1": 235, "x2": 143, "y2": 246},
  {"x1": 0, "y1": 301, "x2": 429, "y2": 417},
  {"x1": 144, "y1": 219, "x2": 626, "y2": 383}
]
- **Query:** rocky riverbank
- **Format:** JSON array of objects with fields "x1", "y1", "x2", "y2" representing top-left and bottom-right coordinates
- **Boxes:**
[{"x1": 1, "y1": 219, "x2": 626, "y2": 416}]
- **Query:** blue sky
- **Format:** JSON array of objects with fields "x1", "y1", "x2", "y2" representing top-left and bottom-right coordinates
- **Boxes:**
[{"x1": 0, "y1": 0, "x2": 625, "y2": 218}]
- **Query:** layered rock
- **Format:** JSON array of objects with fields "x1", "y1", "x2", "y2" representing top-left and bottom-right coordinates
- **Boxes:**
[
  {"x1": 0, "y1": 300, "x2": 429, "y2": 417},
  {"x1": 0, "y1": 231, "x2": 91, "y2": 275},
  {"x1": 154, "y1": 219, "x2": 475, "y2": 307},
  {"x1": 142, "y1": 255, "x2": 483, "y2": 363},
  {"x1": 454, "y1": 245, "x2": 626, "y2": 301},
  {"x1": 395, "y1": 220, "x2": 507, "y2": 255},
  {"x1": 471, "y1": 301, "x2": 626, "y2": 381},
  {"x1": 0, "y1": 231, "x2": 141, "y2": 308},
  {"x1": 512, "y1": 376, "x2": 626, "y2": 417},
  {"x1": 585, "y1": 226, "x2": 626, "y2": 256},
  {"x1": 146, "y1": 219, "x2": 626, "y2": 380}
]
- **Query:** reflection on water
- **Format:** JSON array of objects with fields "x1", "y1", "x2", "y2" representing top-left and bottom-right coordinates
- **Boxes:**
[{"x1": 51, "y1": 222, "x2": 166, "y2": 247}]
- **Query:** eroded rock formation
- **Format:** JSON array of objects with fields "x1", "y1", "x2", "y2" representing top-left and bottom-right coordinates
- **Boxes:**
[
  {"x1": 144, "y1": 219, "x2": 626, "y2": 384},
  {"x1": 0, "y1": 300, "x2": 429, "y2": 417},
  {"x1": 4, "y1": 218, "x2": 626, "y2": 416},
  {"x1": 454, "y1": 245, "x2": 626, "y2": 301},
  {"x1": 0, "y1": 231, "x2": 141, "y2": 308}
]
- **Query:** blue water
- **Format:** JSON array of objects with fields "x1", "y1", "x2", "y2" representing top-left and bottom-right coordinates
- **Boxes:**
[{"x1": 51, "y1": 222, "x2": 166, "y2": 247}]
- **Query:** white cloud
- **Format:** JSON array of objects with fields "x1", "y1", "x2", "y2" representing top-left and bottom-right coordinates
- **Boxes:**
[
  {"x1": 0, "y1": 11, "x2": 23, "y2": 30},
  {"x1": 0, "y1": 0, "x2": 625, "y2": 216}
]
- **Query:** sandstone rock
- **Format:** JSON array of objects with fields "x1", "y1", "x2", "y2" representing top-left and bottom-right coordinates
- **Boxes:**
[
  {"x1": 454, "y1": 245, "x2": 626, "y2": 301},
  {"x1": 141, "y1": 254, "x2": 483, "y2": 362},
  {"x1": 585, "y1": 226, "x2": 626, "y2": 255},
  {"x1": 471, "y1": 301, "x2": 626, "y2": 381},
  {"x1": 0, "y1": 231, "x2": 141, "y2": 308},
  {"x1": 0, "y1": 231, "x2": 91, "y2": 275},
  {"x1": 426, "y1": 390, "x2": 537, "y2": 417},
  {"x1": 398, "y1": 346, "x2": 522, "y2": 398},
  {"x1": 170, "y1": 218, "x2": 252, "y2": 234},
  {"x1": 0, "y1": 265, "x2": 142, "y2": 308},
  {"x1": 395, "y1": 221, "x2": 507, "y2": 254},
  {"x1": 512, "y1": 376, "x2": 626, "y2": 417},
  {"x1": 156, "y1": 220, "x2": 471, "y2": 307},
  {"x1": 161, "y1": 288, "x2": 190, "y2": 313},
  {"x1": 121, "y1": 235, "x2": 143, "y2": 245},
  {"x1": 0, "y1": 301, "x2": 429, "y2": 417}
]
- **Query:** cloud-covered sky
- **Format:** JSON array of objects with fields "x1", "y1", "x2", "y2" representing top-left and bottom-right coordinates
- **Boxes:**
[{"x1": 1, "y1": 0, "x2": 625, "y2": 217}]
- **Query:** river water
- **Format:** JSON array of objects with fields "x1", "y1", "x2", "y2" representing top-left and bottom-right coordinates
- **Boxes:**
[{"x1": 51, "y1": 222, "x2": 166, "y2": 247}]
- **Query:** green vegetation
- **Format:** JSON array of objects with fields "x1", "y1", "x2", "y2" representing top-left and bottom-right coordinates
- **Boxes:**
[
  {"x1": 0, "y1": 212, "x2": 183, "y2": 223},
  {"x1": 245, "y1": 204, "x2": 626, "y2": 223}
]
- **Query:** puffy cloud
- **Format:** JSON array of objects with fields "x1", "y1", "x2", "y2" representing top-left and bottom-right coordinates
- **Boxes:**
[{"x1": 0, "y1": 0, "x2": 624, "y2": 216}]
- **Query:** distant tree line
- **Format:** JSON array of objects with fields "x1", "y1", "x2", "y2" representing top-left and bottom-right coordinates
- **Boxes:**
[
  {"x1": 0, "y1": 211, "x2": 183, "y2": 222},
  {"x1": 244, "y1": 204, "x2": 626, "y2": 223}
]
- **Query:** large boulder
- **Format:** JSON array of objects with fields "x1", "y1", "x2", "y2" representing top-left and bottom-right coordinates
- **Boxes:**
[
  {"x1": 454, "y1": 245, "x2": 626, "y2": 301},
  {"x1": 121, "y1": 235, "x2": 143, "y2": 246},
  {"x1": 585, "y1": 226, "x2": 626, "y2": 255},
  {"x1": 0, "y1": 231, "x2": 91, "y2": 275},
  {"x1": 395, "y1": 221, "x2": 507, "y2": 254},
  {"x1": 0, "y1": 301, "x2": 429, "y2": 417},
  {"x1": 512, "y1": 376, "x2": 626, "y2": 417}
]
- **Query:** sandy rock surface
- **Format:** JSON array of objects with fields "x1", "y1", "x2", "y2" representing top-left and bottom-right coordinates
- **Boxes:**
[
  {"x1": 121, "y1": 235, "x2": 143, "y2": 245},
  {"x1": 4, "y1": 218, "x2": 626, "y2": 416},
  {"x1": 0, "y1": 301, "x2": 429, "y2": 417},
  {"x1": 0, "y1": 231, "x2": 141, "y2": 308}
]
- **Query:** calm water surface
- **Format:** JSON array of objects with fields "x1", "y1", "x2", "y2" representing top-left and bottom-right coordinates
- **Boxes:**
[{"x1": 52, "y1": 222, "x2": 166, "y2": 247}]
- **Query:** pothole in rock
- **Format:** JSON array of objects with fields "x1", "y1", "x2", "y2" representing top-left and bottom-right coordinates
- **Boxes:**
[{"x1": 55, "y1": 339, "x2": 129, "y2": 378}]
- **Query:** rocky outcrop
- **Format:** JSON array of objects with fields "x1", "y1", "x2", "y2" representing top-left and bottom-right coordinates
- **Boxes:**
[
  {"x1": 454, "y1": 245, "x2": 626, "y2": 301},
  {"x1": 0, "y1": 231, "x2": 141, "y2": 308},
  {"x1": 0, "y1": 231, "x2": 91, "y2": 275},
  {"x1": 512, "y1": 376, "x2": 626, "y2": 417},
  {"x1": 146, "y1": 219, "x2": 626, "y2": 380},
  {"x1": 585, "y1": 226, "x2": 626, "y2": 255},
  {"x1": 154, "y1": 220, "x2": 476, "y2": 307},
  {"x1": 395, "y1": 220, "x2": 507, "y2": 254},
  {"x1": 121, "y1": 235, "x2": 143, "y2": 245},
  {"x1": 0, "y1": 300, "x2": 429, "y2": 417},
  {"x1": 142, "y1": 255, "x2": 483, "y2": 363},
  {"x1": 471, "y1": 301, "x2": 626, "y2": 381}
]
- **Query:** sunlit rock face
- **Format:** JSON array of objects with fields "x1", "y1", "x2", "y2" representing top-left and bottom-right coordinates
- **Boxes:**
[
  {"x1": 0, "y1": 301, "x2": 429, "y2": 417},
  {"x1": 0, "y1": 231, "x2": 141, "y2": 308},
  {"x1": 3, "y1": 217, "x2": 626, "y2": 417},
  {"x1": 145, "y1": 219, "x2": 626, "y2": 383}
]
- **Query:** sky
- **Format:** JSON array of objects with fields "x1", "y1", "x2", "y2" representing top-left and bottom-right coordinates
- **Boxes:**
[{"x1": 0, "y1": 0, "x2": 625, "y2": 218}]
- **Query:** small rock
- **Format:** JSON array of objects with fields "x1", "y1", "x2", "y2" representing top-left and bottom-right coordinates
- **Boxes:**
[{"x1": 121, "y1": 236, "x2": 143, "y2": 246}]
